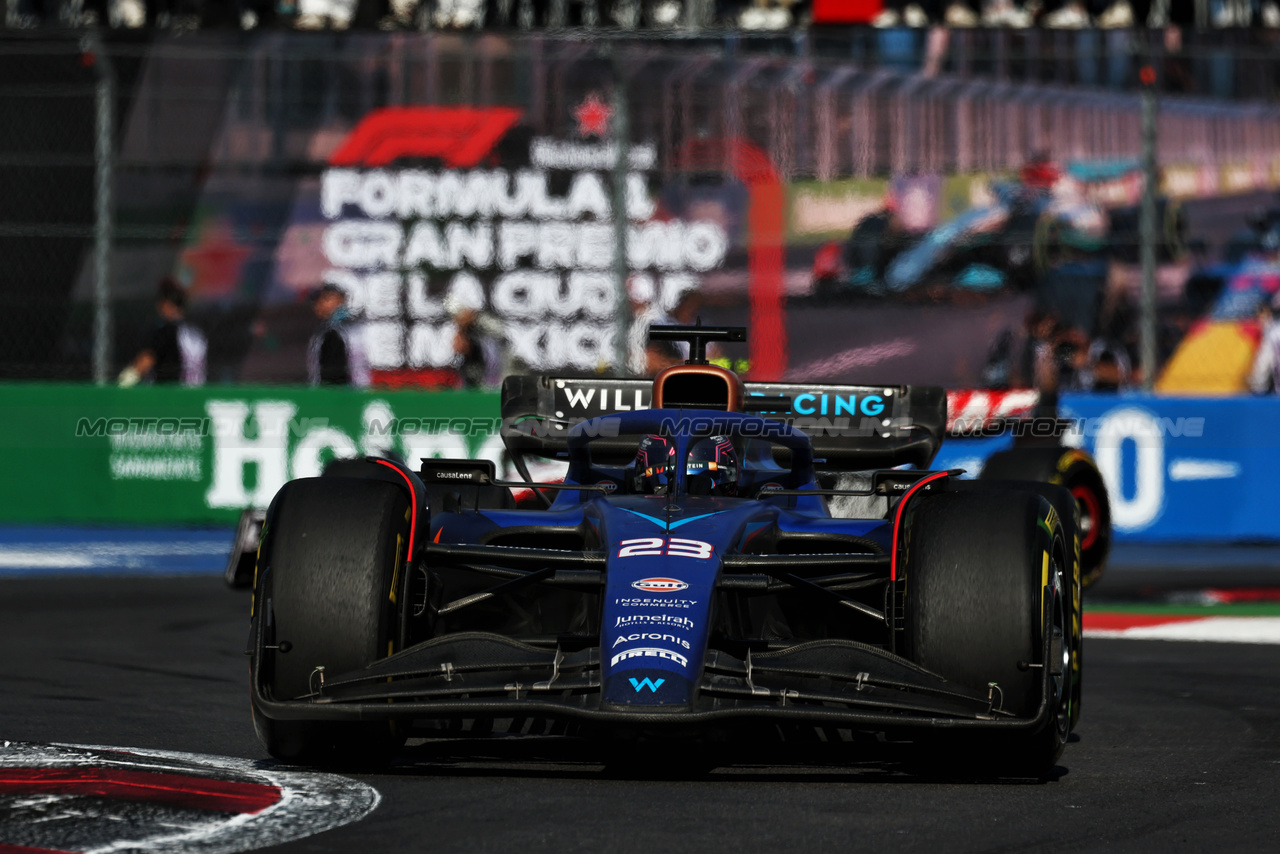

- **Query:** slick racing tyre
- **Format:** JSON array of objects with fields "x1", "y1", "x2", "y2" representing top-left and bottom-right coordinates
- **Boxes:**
[
  {"x1": 902, "y1": 489, "x2": 1072, "y2": 778},
  {"x1": 224, "y1": 507, "x2": 266, "y2": 589},
  {"x1": 958, "y1": 479, "x2": 1083, "y2": 730},
  {"x1": 251, "y1": 476, "x2": 410, "y2": 767},
  {"x1": 980, "y1": 446, "x2": 1110, "y2": 589}
]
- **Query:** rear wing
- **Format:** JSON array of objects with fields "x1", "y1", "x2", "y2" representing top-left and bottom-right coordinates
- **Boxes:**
[{"x1": 500, "y1": 375, "x2": 946, "y2": 472}]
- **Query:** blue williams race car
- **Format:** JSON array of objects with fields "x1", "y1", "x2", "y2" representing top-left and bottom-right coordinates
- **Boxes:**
[{"x1": 246, "y1": 326, "x2": 1082, "y2": 776}]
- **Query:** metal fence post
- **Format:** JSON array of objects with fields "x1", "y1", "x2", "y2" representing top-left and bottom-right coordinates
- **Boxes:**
[
  {"x1": 87, "y1": 32, "x2": 115, "y2": 386},
  {"x1": 685, "y1": 0, "x2": 711, "y2": 30},
  {"x1": 1139, "y1": 54, "x2": 1159, "y2": 392},
  {"x1": 612, "y1": 44, "x2": 631, "y2": 375}
]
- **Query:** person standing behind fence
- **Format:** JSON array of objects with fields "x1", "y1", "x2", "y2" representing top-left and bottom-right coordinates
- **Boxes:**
[
  {"x1": 626, "y1": 274, "x2": 682, "y2": 377},
  {"x1": 118, "y1": 278, "x2": 206, "y2": 387},
  {"x1": 1247, "y1": 301, "x2": 1280, "y2": 394},
  {"x1": 449, "y1": 293, "x2": 501, "y2": 389},
  {"x1": 307, "y1": 282, "x2": 369, "y2": 388}
]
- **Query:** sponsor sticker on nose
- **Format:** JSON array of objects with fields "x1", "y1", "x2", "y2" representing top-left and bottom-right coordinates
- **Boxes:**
[{"x1": 631, "y1": 577, "x2": 689, "y2": 592}]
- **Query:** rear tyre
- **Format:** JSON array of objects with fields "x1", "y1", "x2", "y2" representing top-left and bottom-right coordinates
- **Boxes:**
[
  {"x1": 251, "y1": 476, "x2": 410, "y2": 767},
  {"x1": 980, "y1": 446, "x2": 1110, "y2": 589},
  {"x1": 902, "y1": 489, "x2": 1071, "y2": 777}
]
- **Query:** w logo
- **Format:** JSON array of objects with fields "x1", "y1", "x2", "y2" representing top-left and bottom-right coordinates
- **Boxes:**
[{"x1": 629, "y1": 677, "x2": 665, "y2": 693}]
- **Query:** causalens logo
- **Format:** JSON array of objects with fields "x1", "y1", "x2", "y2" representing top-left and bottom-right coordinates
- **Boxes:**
[{"x1": 630, "y1": 577, "x2": 689, "y2": 593}]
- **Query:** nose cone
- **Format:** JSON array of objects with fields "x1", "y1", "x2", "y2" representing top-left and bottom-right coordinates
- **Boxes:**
[
  {"x1": 600, "y1": 557, "x2": 716, "y2": 710},
  {"x1": 594, "y1": 498, "x2": 757, "y2": 710}
]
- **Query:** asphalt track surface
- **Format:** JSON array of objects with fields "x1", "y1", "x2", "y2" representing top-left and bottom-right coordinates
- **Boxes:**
[{"x1": 2, "y1": 573, "x2": 1279, "y2": 854}]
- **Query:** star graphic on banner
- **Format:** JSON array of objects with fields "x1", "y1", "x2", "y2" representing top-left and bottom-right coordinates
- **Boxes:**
[
  {"x1": 180, "y1": 218, "x2": 253, "y2": 298},
  {"x1": 574, "y1": 92, "x2": 612, "y2": 138}
]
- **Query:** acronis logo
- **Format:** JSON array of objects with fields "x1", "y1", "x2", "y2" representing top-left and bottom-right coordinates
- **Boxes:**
[{"x1": 630, "y1": 677, "x2": 665, "y2": 693}]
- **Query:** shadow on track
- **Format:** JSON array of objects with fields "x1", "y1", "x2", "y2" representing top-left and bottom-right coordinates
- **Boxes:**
[{"x1": 369, "y1": 735, "x2": 1069, "y2": 786}]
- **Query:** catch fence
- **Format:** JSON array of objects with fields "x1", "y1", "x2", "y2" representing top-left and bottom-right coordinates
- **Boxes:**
[{"x1": 1, "y1": 29, "x2": 1276, "y2": 384}]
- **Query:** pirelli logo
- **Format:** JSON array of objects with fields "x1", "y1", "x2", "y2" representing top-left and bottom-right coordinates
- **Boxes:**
[{"x1": 610, "y1": 647, "x2": 689, "y2": 668}]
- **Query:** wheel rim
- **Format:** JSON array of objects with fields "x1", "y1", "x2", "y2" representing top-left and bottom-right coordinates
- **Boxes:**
[
  {"x1": 1047, "y1": 554, "x2": 1071, "y2": 738},
  {"x1": 1071, "y1": 485, "x2": 1101, "y2": 552}
]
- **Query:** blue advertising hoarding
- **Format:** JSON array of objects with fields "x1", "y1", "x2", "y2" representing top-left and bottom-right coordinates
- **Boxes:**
[{"x1": 934, "y1": 394, "x2": 1280, "y2": 543}]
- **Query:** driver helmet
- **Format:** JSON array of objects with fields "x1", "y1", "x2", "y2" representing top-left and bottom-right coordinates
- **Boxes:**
[
  {"x1": 686, "y1": 435, "x2": 738, "y2": 496},
  {"x1": 632, "y1": 434, "x2": 676, "y2": 494}
]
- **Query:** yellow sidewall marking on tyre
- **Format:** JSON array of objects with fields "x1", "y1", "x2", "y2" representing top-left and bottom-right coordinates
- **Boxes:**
[
  {"x1": 389, "y1": 533, "x2": 403, "y2": 604},
  {"x1": 1057, "y1": 448, "x2": 1092, "y2": 474},
  {"x1": 250, "y1": 522, "x2": 268, "y2": 618}
]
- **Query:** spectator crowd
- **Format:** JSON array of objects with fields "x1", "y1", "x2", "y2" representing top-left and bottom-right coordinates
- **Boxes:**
[{"x1": 6, "y1": 0, "x2": 1280, "y2": 30}]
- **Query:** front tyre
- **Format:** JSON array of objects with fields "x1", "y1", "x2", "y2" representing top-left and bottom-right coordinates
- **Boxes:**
[
  {"x1": 902, "y1": 489, "x2": 1072, "y2": 777},
  {"x1": 958, "y1": 479, "x2": 1083, "y2": 730},
  {"x1": 251, "y1": 476, "x2": 410, "y2": 767}
]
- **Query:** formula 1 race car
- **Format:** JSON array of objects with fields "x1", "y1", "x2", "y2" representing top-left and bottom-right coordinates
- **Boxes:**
[
  {"x1": 246, "y1": 325, "x2": 1083, "y2": 776},
  {"x1": 941, "y1": 388, "x2": 1111, "y2": 589}
]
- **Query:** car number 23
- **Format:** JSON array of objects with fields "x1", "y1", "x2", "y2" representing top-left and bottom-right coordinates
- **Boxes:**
[{"x1": 617, "y1": 538, "x2": 714, "y2": 559}]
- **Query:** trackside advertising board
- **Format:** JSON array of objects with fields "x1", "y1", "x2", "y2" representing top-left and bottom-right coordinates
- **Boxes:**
[
  {"x1": 3, "y1": 384, "x2": 1280, "y2": 542},
  {"x1": 933, "y1": 393, "x2": 1280, "y2": 542},
  {"x1": 0, "y1": 383, "x2": 502, "y2": 525},
  {"x1": 1058, "y1": 394, "x2": 1280, "y2": 542}
]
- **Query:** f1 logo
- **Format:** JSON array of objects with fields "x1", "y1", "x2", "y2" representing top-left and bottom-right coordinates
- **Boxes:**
[{"x1": 629, "y1": 677, "x2": 665, "y2": 693}]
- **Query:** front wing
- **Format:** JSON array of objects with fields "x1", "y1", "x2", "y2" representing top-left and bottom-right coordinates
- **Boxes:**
[{"x1": 250, "y1": 581, "x2": 1059, "y2": 736}]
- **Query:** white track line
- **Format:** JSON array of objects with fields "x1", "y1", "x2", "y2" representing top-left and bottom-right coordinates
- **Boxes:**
[
  {"x1": 1086, "y1": 617, "x2": 1280, "y2": 645},
  {"x1": 0, "y1": 741, "x2": 380, "y2": 854}
]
